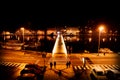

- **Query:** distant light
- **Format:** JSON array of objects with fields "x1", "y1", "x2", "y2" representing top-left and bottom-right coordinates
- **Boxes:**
[
  {"x1": 20, "y1": 27, "x2": 24, "y2": 31},
  {"x1": 5, "y1": 31, "x2": 10, "y2": 35},
  {"x1": 102, "y1": 38, "x2": 106, "y2": 42},
  {"x1": 99, "y1": 26, "x2": 104, "y2": 32},
  {"x1": 88, "y1": 38, "x2": 92, "y2": 42},
  {"x1": 109, "y1": 37, "x2": 111, "y2": 41},
  {"x1": 88, "y1": 30, "x2": 92, "y2": 34},
  {"x1": 57, "y1": 31, "x2": 60, "y2": 34}
]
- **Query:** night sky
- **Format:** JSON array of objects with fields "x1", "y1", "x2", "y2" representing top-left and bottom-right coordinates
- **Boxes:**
[{"x1": 0, "y1": 1, "x2": 120, "y2": 32}]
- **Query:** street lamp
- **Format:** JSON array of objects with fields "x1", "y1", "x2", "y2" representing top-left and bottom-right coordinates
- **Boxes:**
[
  {"x1": 98, "y1": 26, "x2": 104, "y2": 56},
  {"x1": 20, "y1": 27, "x2": 25, "y2": 43},
  {"x1": 3, "y1": 31, "x2": 6, "y2": 42}
]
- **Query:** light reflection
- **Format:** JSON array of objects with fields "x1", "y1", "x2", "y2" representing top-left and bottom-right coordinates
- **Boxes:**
[
  {"x1": 88, "y1": 30, "x2": 92, "y2": 34},
  {"x1": 17, "y1": 37, "x2": 20, "y2": 41},
  {"x1": 76, "y1": 38, "x2": 80, "y2": 41},
  {"x1": 37, "y1": 30, "x2": 44, "y2": 35},
  {"x1": 65, "y1": 36, "x2": 80, "y2": 42},
  {"x1": 102, "y1": 38, "x2": 106, "y2": 42},
  {"x1": 2, "y1": 31, "x2": 11, "y2": 40},
  {"x1": 115, "y1": 38, "x2": 117, "y2": 42},
  {"x1": 37, "y1": 36, "x2": 45, "y2": 40},
  {"x1": 26, "y1": 37, "x2": 30, "y2": 41},
  {"x1": 109, "y1": 37, "x2": 112, "y2": 41},
  {"x1": 88, "y1": 37, "x2": 92, "y2": 42}
]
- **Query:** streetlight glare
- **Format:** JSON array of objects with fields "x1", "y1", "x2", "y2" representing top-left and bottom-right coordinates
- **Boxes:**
[
  {"x1": 20, "y1": 27, "x2": 25, "y2": 43},
  {"x1": 20, "y1": 27, "x2": 24, "y2": 31},
  {"x1": 99, "y1": 26, "x2": 104, "y2": 32},
  {"x1": 98, "y1": 25, "x2": 105, "y2": 56}
]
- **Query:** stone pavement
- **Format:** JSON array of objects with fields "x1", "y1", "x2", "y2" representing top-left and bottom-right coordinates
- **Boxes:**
[
  {"x1": 43, "y1": 65, "x2": 75, "y2": 80},
  {"x1": 42, "y1": 52, "x2": 120, "y2": 80}
]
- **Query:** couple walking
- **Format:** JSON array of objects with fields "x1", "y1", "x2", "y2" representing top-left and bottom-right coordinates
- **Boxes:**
[
  {"x1": 66, "y1": 61, "x2": 71, "y2": 68},
  {"x1": 50, "y1": 61, "x2": 56, "y2": 69}
]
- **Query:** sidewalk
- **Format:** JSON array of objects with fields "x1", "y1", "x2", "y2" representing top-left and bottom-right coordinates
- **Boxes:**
[{"x1": 73, "y1": 52, "x2": 119, "y2": 58}]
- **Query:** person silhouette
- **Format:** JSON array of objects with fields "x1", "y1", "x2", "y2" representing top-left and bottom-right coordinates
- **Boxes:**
[
  {"x1": 66, "y1": 61, "x2": 69, "y2": 68},
  {"x1": 58, "y1": 70, "x2": 62, "y2": 76},
  {"x1": 68, "y1": 61, "x2": 71, "y2": 68},
  {"x1": 54, "y1": 61, "x2": 56, "y2": 68},
  {"x1": 103, "y1": 52, "x2": 106, "y2": 56},
  {"x1": 50, "y1": 62, "x2": 53, "y2": 69}
]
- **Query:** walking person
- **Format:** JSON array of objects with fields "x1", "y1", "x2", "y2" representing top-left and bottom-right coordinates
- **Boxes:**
[
  {"x1": 66, "y1": 61, "x2": 69, "y2": 68},
  {"x1": 68, "y1": 61, "x2": 71, "y2": 68},
  {"x1": 103, "y1": 52, "x2": 105, "y2": 56},
  {"x1": 50, "y1": 62, "x2": 53, "y2": 69},
  {"x1": 54, "y1": 61, "x2": 56, "y2": 68},
  {"x1": 58, "y1": 70, "x2": 62, "y2": 76}
]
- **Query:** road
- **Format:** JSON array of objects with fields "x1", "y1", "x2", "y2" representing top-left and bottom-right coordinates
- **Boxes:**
[{"x1": 0, "y1": 49, "x2": 120, "y2": 80}]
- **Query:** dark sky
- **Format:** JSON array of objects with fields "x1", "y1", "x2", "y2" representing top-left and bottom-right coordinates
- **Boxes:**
[{"x1": 0, "y1": 1, "x2": 120, "y2": 32}]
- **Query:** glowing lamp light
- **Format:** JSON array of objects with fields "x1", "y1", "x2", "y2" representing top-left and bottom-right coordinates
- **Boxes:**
[
  {"x1": 57, "y1": 31, "x2": 60, "y2": 34},
  {"x1": 97, "y1": 25, "x2": 105, "y2": 56},
  {"x1": 99, "y1": 26, "x2": 104, "y2": 32},
  {"x1": 52, "y1": 31, "x2": 67, "y2": 57}
]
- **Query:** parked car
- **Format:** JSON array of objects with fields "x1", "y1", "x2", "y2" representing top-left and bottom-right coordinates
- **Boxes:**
[
  {"x1": 25, "y1": 63, "x2": 40, "y2": 70},
  {"x1": 99, "y1": 48, "x2": 113, "y2": 53},
  {"x1": 24, "y1": 63, "x2": 46, "y2": 75},
  {"x1": 91, "y1": 67, "x2": 107, "y2": 80},
  {"x1": 17, "y1": 73, "x2": 37, "y2": 80},
  {"x1": 105, "y1": 69, "x2": 120, "y2": 80},
  {"x1": 20, "y1": 68, "x2": 35, "y2": 76}
]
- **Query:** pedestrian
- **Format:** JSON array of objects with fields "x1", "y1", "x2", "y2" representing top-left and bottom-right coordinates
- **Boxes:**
[
  {"x1": 58, "y1": 70, "x2": 62, "y2": 76},
  {"x1": 54, "y1": 61, "x2": 56, "y2": 68},
  {"x1": 68, "y1": 61, "x2": 71, "y2": 68},
  {"x1": 50, "y1": 62, "x2": 53, "y2": 69},
  {"x1": 66, "y1": 61, "x2": 69, "y2": 68},
  {"x1": 103, "y1": 52, "x2": 105, "y2": 56}
]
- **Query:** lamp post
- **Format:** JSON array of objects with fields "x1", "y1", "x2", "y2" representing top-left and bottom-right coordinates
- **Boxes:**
[
  {"x1": 98, "y1": 26, "x2": 104, "y2": 56},
  {"x1": 20, "y1": 27, "x2": 25, "y2": 43},
  {"x1": 3, "y1": 31, "x2": 5, "y2": 42},
  {"x1": 20, "y1": 27, "x2": 25, "y2": 50}
]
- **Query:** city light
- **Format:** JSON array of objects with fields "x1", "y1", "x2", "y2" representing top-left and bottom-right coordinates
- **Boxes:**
[
  {"x1": 52, "y1": 31, "x2": 67, "y2": 57},
  {"x1": 98, "y1": 25, "x2": 104, "y2": 56},
  {"x1": 20, "y1": 27, "x2": 25, "y2": 43},
  {"x1": 99, "y1": 26, "x2": 104, "y2": 32}
]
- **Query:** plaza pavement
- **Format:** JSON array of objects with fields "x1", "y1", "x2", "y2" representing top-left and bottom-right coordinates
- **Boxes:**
[
  {"x1": 43, "y1": 65, "x2": 75, "y2": 80},
  {"x1": 1, "y1": 49, "x2": 120, "y2": 80},
  {"x1": 42, "y1": 52, "x2": 120, "y2": 80}
]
